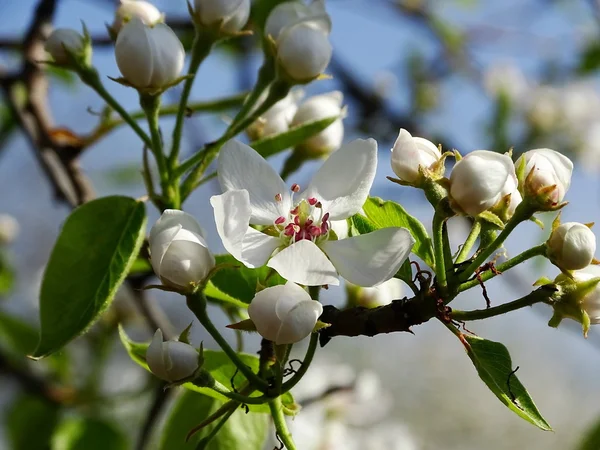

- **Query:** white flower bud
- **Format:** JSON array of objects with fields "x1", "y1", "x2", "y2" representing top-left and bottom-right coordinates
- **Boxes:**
[
  {"x1": 572, "y1": 265, "x2": 600, "y2": 324},
  {"x1": 516, "y1": 148, "x2": 573, "y2": 205},
  {"x1": 112, "y1": 0, "x2": 163, "y2": 34},
  {"x1": 277, "y1": 22, "x2": 332, "y2": 82},
  {"x1": 353, "y1": 278, "x2": 404, "y2": 308},
  {"x1": 0, "y1": 214, "x2": 18, "y2": 245},
  {"x1": 291, "y1": 91, "x2": 344, "y2": 155},
  {"x1": 547, "y1": 222, "x2": 596, "y2": 271},
  {"x1": 146, "y1": 329, "x2": 199, "y2": 382},
  {"x1": 115, "y1": 18, "x2": 184, "y2": 90},
  {"x1": 449, "y1": 150, "x2": 517, "y2": 217},
  {"x1": 265, "y1": 0, "x2": 331, "y2": 40},
  {"x1": 193, "y1": 0, "x2": 251, "y2": 34},
  {"x1": 390, "y1": 129, "x2": 441, "y2": 183},
  {"x1": 44, "y1": 29, "x2": 85, "y2": 64},
  {"x1": 248, "y1": 282, "x2": 323, "y2": 344},
  {"x1": 483, "y1": 62, "x2": 528, "y2": 104},
  {"x1": 247, "y1": 89, "x2": 304, "y2": 140},
  {"x1": 149, "y1": 210, "x2": 215, "y2": 291},
  {"x1": 506, "y1": 188, "x2": 522, "y2": 218}
]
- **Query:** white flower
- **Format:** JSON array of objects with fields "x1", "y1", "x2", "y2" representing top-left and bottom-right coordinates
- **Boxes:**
[
  {"x1": 44, "y1": 29, "x2": 85, "y2": 64},
  {"x1": 572, "y1": 265, "x2": 600, "y2": 324},
  {"x1": 449, "y1": 150, "x2": 517, "y2": 217},
  {"x1": 146, "y1": 329, "x2": 199, "y2": 382},
  {"x1": 115, "y1": 18, "x2": 184, "y2": 89},
  {"x1": 112, "y1": 0, "x2": 163, "y2": 34},
  {"x1": 149, "y1": 209, "x2": 215, "y2": 291},
  {"x1": 210, "y1": 139, "x2": 415, "y2": 287},
  {"x1": 248, "y1": 282, "x2": 323, "y2": 344},
  {"x1": 0, "y1": 214, "x2": 19, "y2": 245},
  {"x1": 390, "y1": 129, "x2": 441, "y2": 183},
  {"x1": 353, "y1": 278, "x2": 404, "y2": 308},
  {"x1": 516, "y1": 148, "x2": 573, "y2": 205},
  {"x1": 264, "y1": 0, "x2": 331, "y2": 40},
  {"x1": 247, "y1": 89, "x2": 304, "y2": 140},
  {"x1": 193, "y1": 0, "x2": 251, "y2": 34},
  {"x1": 291, "y1": 91, "x2": 345, "y2": 155},
  {"x1": 547, "y1": 222, "x2": 596, "y2": 271},
  {"x1": 483, "y1": 61, "x2": 528, "y2": 104},
  {"x1": 506, "y1": 187, "x2": 522, "y2": 218}
]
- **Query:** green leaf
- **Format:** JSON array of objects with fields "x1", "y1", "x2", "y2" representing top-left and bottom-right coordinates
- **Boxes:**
[
  {"x1": 362, "y1": 197, "x2": 434, "y2": 267},
  {"x1": 251, "y1": 115, "x2": 339, "y2": 159},
  {"x1": 577, "y1": 414, "x2": 600, "y2": 450},
  {"x1": 210, "y1": 254, "x2": 285, "y2": 305},
  {"x1": 6, "y1": 394, "x2": 61, "y2": 450},
  {"x1": 51, "y1": 416, "x2": 128, "y2": 450},
  {"x1": 578, "y1": 40, "x2": 600, "y2": 74},
  {"x1": 0, "y1": 251, "x2": 14, "y2": 296},
  {"x1": 159, "y1": 390, "x2": 268, "y2": 450},
  {"x1": 205, "y1": 282, "x2": 250, "y2": 309},
  {"x1": 348, "y1": 214, "x2": 376, "y2": 236},
  {"x1": 460, "y1": 334, "x2": 552, "y2": 431},
  {"x1": 33, "y1": 196, "x2": 147, "y2": 358},
  {"x1": 118, "y1": 326, "x2": 293, "y2": 413}
]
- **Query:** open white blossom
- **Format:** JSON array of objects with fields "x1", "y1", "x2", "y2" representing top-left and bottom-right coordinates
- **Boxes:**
[
  {"x1": 210, "y1": 139, "x2": 415, "y2": 287},
  {"x1": 146, "y1": 329, "x2": 199, "y2": 382}
]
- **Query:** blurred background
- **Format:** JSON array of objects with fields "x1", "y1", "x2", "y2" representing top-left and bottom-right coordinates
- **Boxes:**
[{"x1": 2, "y1": 0, "x2": 600, "y2": 449}]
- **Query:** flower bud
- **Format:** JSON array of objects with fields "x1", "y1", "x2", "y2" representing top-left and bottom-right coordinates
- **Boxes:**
[
  {"x1": 112, "y1": 0, "x2": 163, "y2": 35},
  {"x1": 547, "y1": 222, "x2": 596, "y2": 271},
  {"x1": 248, "y1": 282, "x2": 323, "y2": 345},
  {"x1": 516, "y1": 148, "x2": 573, "y2": 207},
  {"x1": 44, "y1": 28, "x2": 86, "y2": 65},
  {"x1": 265, "y1": 0, "x2": 331, "y2": 40},
  {"x1": 146, "y1": 329, "x2": 199, "y2": 382},
  {"x1": 149, "y1": 209, "x2": 215, "y2": 291},
  {"x1": 449, "y1": 150, "x2": 517, "y2": 217},
  {"x1": 290, "y1": 91, "x2": 345, "y2": 155},
  {"x1": 351, "y1": 278, "x2": 404, "y2": 308},
  {"x1": 193, "y1": 0, "x2": 251, "y2": 35},
  {"x1": 578, "y1": 265, "x2": 600, "y2": 325},
  {"x1": 247, "y1": 89, "x2": 304, "y2": 141},
  {"x1": 390, "y1": 129, "x2": 441, "y2": 183},
  {"x1": 0, "y1": 214, "x2": 19, "y2": 245},
  {"x1": 115, "y1": 18, "x2": 184, "y2": 90}
]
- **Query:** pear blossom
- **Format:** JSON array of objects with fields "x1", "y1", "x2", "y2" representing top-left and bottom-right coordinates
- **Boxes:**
[
  {"x1": 149, "y1": 209, "x2": 215, "y2": 291},
  {"x1": 115, "y1": 18, "x2": 184, "y2": 89},
  {"x1": 449, "y1": 150, "x2": 517, "y2": 217},
  {"x1": 547, "y1": 222, "x2": 596, "y2": 271},
  {"x1": 247, "y1": 89, "x2": 304, "y2": 140},
  {"x1": 352, "y1": 278, "x2": 404, "y2": 308},
  {"x1": 210, "y1": 139, "x2": 415, "y2": 287},
  {"x1": 264, "y1": 0, "x2": 331, "y2": 40},
  {"x1": 483, "y1": 61, "x2": 528, "y2": 104},
  {"x1": 572, "y1": 265, "x2": 600, "y2": 324},
  {"x1": 44, "y1": 29, "x2": 85, "y2": 64},
  {"x1": 291, "y1": 91, "x2": 345, "y2": 155},
  {"x1": 146, "y1": 329, "x2": 199, "y2": 382},
  {"x1": 112, "y1": 0, "x2": 163, "y2": 34},
  {"x1": 193, "y1": 0, "x2": 251, "y2": 35},
  {"x1": 248, "y1": 282, "x2": 323, "y2": 344},
  {"x1": 516, "y1": 148, "x2": 573, "y2": 205},
  {"x1": 390, "y1": 129, "x2": 441, "y2": 183}
]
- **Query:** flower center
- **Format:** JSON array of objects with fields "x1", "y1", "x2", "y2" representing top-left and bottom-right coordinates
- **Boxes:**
[{"x1": 273, "y1": 184, "x2": 331, "y2": 244}]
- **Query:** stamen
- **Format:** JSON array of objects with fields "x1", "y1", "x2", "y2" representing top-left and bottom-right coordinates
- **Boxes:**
[
  {"x1": 275, "y1": 193, "x2": 283, "y2": 202},
  {"x1": 291, "y1": 183, "x2": 300, "y2": 193},
  {"x1": 308, "y1": 197, "x2": 318, "y2": 206},
  {"x1": 315, "y1": 201, "x2": 323, "y2": 208},
  {"x1": 274, "y1": 216, "x2": 286, "y2": 225},
  {"x1": 322, "y1": 212, "x2": 330, "y2": 222},
  {"x1": 290, "y1": 206, "x2": 299, "y2": 215}
]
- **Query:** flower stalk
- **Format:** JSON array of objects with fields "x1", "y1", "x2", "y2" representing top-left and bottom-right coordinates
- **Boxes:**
[{"x1": 269, "y1": 396, "x2": 297, "y2": 450}]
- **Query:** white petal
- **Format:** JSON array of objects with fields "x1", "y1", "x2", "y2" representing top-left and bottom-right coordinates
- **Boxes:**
[
  {"x1": 115, "y1": 18, "x2": 153, "y2": 88},
  {"x1": 275, "y1": 281, "x2": 312, "y2": 320},
  {"x1": 267, "y1": 240, "x2": 339, "y2": 286},
  {"x1": 147, "y1": 23, "x2": 185, "y2": 88},
  {"x1": 164, "y1": 341, "x2": 199, "y2": 381},
  {"x1": 276, "y1": 300, "x2": 323, "y2": 345},
  {"x1": 241, "y1": 228, "x2": 281, "y2": 268},
  {"x1": 159, "y1": 240, "x2": 215, "y2": 289},
  {"x1": 300, "y1": 139, "x2": 377, "y2": 220},
  {"x1": 248, "y1": 285, "x2": 287, "y2": 342},
  {"x1": 320, "y1": 228, "x2": 415, "y2": 287},
  {"x1": 146, "y1": 330, "x2": 169, "y2": 380},
  {"x1": 217, "y1": 140, "x2": 291, "y2": 225},
  {"x1": 151, "y1": 209, "x2": 206, "y2": 240},
  {"x1": 210, "y1": 190, "x2": 252, "y2": 263},
  {"x1": 149, "y1": 224, "x2": 181, "y2": 277}
]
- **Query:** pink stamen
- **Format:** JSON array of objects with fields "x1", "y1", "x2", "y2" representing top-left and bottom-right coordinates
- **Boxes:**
[
  {"x1": 275, "y1": 193, "x2": 283, "y2": 202},
  {"x1": 291, "y1": 183, "x2": 300, "y2": 193},
  {"x1": 308, "y1": 197, "x2": 318, "y2": 206},
  {"x1": 290, "y1": 206, "x2": 299, "y2": 215},
  {"x1": 309, "y1": 226, "x2": 322, "y2": 237},
  {"x1": 275, "y1": 216, "x2": 286, "y2": 225},
  {"x1": 294, "y1": 216, "x2": 300, "y2": 225},
  {"x1": 322, "y1": 212, "x2": 330, "y2": 222}
]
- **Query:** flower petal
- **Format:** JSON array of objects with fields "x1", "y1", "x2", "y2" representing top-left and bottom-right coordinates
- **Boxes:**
[
  {"x1": 276, "y1": 300, "x2": 323, "y2": 345},
  {"x1": 267, "y1": 240, "x2": 339, "y2": 286},
  {"x1": 241, "y1": 228, "x2": 281, "y2": 268},
  {"x1": 275, "y1": 281, "x2": 312, "y2": 320},
  {"x1": 320, "y1": 228, "x2": 415, "y2": 287},
  {"x1": 248, "y1": 285, "x2": 287, "y2": 342},
  {"x1": 210, "y1": 190, "x2": 252, "y2": 263},
  {"x1": 217, "y1": 140, "x2": 291, "y2": 225},
  {"x1": 146, "y1": 330, "x2": 169, "y2": 380},
  {"x1": 299, "y1": 139, "x2": 377, "y2": 220}
]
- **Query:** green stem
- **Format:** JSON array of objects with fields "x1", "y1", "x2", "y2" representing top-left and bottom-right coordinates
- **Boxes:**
[
  {"x1": 210, "y1": 383, "x2": 269, "y2": 405},
  {"x1": 269, "y1": 397, "x2": 297, "y2": 450},
  {"x1": 195, "y1": 406, "x2": 236, "y2": 449},
  {"x1": 458, "y1": 244, "x2": 546, "y2": 293},
  {"x1": 458, "y1": 201, "x2": 533, "y2": 282},
  {"x1": 451, "y1": 288, "x2": 552, "y2": 321},
  {"x1": 79, "y1": 67, "x2": 152, "y2": 148},
  {"x1": 170, "y1": 31, "x2": 215, "y2": 168},
  {"x1": 455, "y1": 220, "x2": 481, "y2": 264},
  {"x1": 280, "y1": 332, "x2": 318, "y2": 393},
  {"x1": 308, "y1": 286, "x2": 321, "y2": 301},
  {"x1": 186, "y1": 293, "x2": 270, "y2": 392},
  {"x1": 432, "y1": 210, "x2": 448, "y2": 293}
]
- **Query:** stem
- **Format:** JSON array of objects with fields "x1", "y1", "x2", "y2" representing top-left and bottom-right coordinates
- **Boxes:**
[
  {"x1": 308, "y1": 286, "x2": 321, "y2": 301},
  {"x1": 280, "y1": 332, "x2": 318, "y2": 393},
  {"x1": 451, "y1": 288, "x2": 552, "y2": 321},
  {"x1": 79, "y1": 68, "x2": 152, "y2": 148},
  {"x1": 458, "y1": 244, "x2": 546, "y2": 293},
  {"x1": 210, "y1": 383, "x2": 269, "y2": 405},
  {"x1": 170, "y1": 31, "x2": 215, "y2": 168},
  {"x1": 432, "y1": 210, "x2": 448, "y2": 293},
  {"x1": 458, "y1": 201, "x2": 533, "y2": 282},
  {"x1": 269, "y1": 397, "x2": 297, "y2": 450},
  {"x1": 186, "y1": 293, "x2": 269, "y2": 392},
  {"x1": 455, "y1": 220, "x2": 481, "y2": 264},
  {"x1": 196, "y1": 406, "x2": 237, "y2": 448}
]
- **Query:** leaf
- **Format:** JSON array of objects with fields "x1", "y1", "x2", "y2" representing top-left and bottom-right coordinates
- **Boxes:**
[
  {"x1": 6, "y1": 394, "x2": 61, "y2": 450},
  {"x1": 460, "y1": 334, "x2": 551, "y2": 431},
  {"x1": 251, "y1": 115, "x2": 339, "y2": 159},
  {"x1": 578, "y1": 40, "x2": 600, "y2": 75},
  {"x1": 51, "y1": 416, "x2": 128, "y2": 450},
  {"x1": 205, "y1": 282, "x2": 250, "y2": 309},
  {"x1": 159, "y1": 390, "x2": 269, "y2": 450},
  {"x1": 210, "y1": 254, "x2": 285, "y2": 305},
  {"x1": 362, "y1": 197, "x2": 435, "y2": 267},
  {"x1": 577, "y1": 414, "x2": 600, "y2": 450},
  {"x1": 118, "y1": 326, "x2": 294, "y2": 413},
  {"x1": 33, "y1": 196, "x2": 147, "y2": 358}
]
